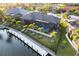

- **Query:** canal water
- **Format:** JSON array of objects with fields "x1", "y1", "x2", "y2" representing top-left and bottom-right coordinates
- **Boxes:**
[{"x1": 0, "y1": 30, "x2": 38, "y2": 56}]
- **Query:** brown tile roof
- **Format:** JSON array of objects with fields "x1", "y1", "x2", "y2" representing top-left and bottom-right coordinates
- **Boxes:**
[{"x1": 64, "y1": 6, "x2": 79, "y2": 11}]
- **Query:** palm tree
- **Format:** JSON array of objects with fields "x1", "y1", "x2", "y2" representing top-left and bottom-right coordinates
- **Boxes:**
[
  {"x1": 15, "y1": 21, "x2": 23, "y2": 30},
  {"x1": 50, "y1": 31, "x2": 58, "y2": 42},
  {"x1": 50, "y1": 31, "x2": 58, "y2": 54},
  {"x1": 75, "y1": 42, "x2": 79, "y2": 56},
  {"x1": 2, "y1": 15, "x2": 12, "y2": 26},
  {"x1": 50, "y1": 31, "x2": 58, "y2": 38},
  {"x1": 28, "y1": 23, "x2": 36, "y2": 29},
  {"x1": 58, "y1": 4, "x2": 66, "y2": 9},
  {"x1": 21, "y1": 25, "x2": 28, "y2": 32},
  {"x1": 37, "y1": 27, "x2": 43, "y2": 31},
  {"x1": 0, "y1": 10, "x2": 4, "y2": 20},
  {"x1": 39, "y1": 4, "x2": 52, "y2": 13},
  {"x1": 73, "y1": 29, "x2": 79, "y2": 56},
  {"x1": 75, "y1": 29, "x2": 79, "y2": 34}
]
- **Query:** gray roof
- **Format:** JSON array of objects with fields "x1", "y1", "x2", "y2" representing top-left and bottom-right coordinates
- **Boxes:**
[
  {"x1": 21, "y1": 13, "x2": 32, "y2": 20},
  {"x1": 6, "y1": 8, "x2": 29, "y2": 17},
  {"x1": 32, "y1": 12, "x2": 44, "y2": 20},
  {"x1": 22, "y1": 11, "x2": 60, "y2": 24},
  {"x1": 6, "y1": 8, "x2": 60, "y2": 24},
  {"x1": 43, "y1": 13, "x2": 60, "y2": 24}
]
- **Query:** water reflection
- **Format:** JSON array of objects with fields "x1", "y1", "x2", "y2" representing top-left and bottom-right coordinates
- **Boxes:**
[
  {"x1": 6, "y1": 33, "x2": 13, "y2": 43},
  {"x1": 0, "y1": 34, "x2": 2, "y2": 39},
  {"x1": 0, "y1": 30, "x2": 39, "y2": 56}
]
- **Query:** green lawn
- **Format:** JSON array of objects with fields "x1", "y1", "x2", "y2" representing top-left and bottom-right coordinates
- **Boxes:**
[
  {"x1": 56, "y1": 35, "x2": 76, "y2": 56},
  {"x1": 23, "y1": 24, "x2": 76, "y2": 56},
  {"x1": 24, "y1": 30, "x2": 57, "y2": 52},
  {"x1": 56, "y1": 26, "x2": 76, "y2": 56},
  {"x1": 24, "y1": 29, "x2": 76, "y2": 56}
]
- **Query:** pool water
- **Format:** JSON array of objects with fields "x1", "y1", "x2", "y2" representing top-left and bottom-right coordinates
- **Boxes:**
[{"x1": 0, "y1": 30, "x2": 38, "y2": 56}]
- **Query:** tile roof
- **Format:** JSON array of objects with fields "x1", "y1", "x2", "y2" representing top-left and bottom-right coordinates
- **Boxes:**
[{"x1": 64, "y1": 6, "x2": 79, "y2": 11}]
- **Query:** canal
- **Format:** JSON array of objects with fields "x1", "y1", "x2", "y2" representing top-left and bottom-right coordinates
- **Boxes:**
[{"x1": 0, "y1": 30, "x2": 39, "y2": 56}]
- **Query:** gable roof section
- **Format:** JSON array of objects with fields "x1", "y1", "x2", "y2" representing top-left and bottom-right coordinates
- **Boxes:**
[
  {"x1": 31, "y1": 11, "x2": 44, "y2": 20},
  {"x1": 6, "y1": 8, "x2": 29, "y2": 17},
  {"x1": 43, "y1": 13, "x2": 60, "y2": 24},
  {"x1": 21, "y1": 13, "x2": 32, "y2": 20}
]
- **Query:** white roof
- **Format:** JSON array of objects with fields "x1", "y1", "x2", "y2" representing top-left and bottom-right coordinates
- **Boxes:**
[
  {"x1": 69, "y1": 15, "x2": 79, "y2": 21},
  {"x1": 47, "y1": 13, "x2": 61, "y2": 18}
]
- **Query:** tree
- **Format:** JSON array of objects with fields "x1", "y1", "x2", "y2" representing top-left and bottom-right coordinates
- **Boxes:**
[
  {"x1": 21, "y1": 25, "x2": 28, "y2": 32},
  {"x1": 60, "y1": 13, "x2": 69, "y2": 28},
  {"x1": 75, "y1": 29, "x2": 79, "y2": 34},
  {"x1": 50, "y1": 31, "x2": 58, "y2": 38},
  {"x1": 0, "y1": 10, "x2": 4, "y2": 20},
  {"x1": 73, "y1": 35, "x2": 79, "y2": 41},
  {"x1": 58, "y1": 4, "x2": 66, "y2": 10},
  {"x1": 2, "y1": 15, "x2": 13, "y2": 26},
  {"x1": 50, "y1": 31, "x2": 58, "y2": 42},
  {"x1": 28, "y1": 23, "x2": 36, "y2": 29},
  {"x1": 15, "y1": 21, "x2": 23, "y2": 30},
  {"x1": 39, "y1": 4, "x2": 52, "y2": 13},
  {"x1": 28, "y1": 24, "x2": 34, "y2": 28},
  {"x1": 11, "y1": 19, "x2": 16, "y2": 24},
  {"x1": 75, "y1": 42, "x2": 79, "y2": 56},
  {"x1": 63, "y1": 13, "x2": 69, "y2": 19},
  {"x1": 37, "y1": 27, "x2": 43, "y2": 31}
]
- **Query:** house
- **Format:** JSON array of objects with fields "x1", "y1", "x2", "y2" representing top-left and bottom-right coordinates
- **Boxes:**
[
  {"x1": 21, "y1": 11, "x2": 61, "y2": 32},
  {"x1": 63, "y1": 6, "x2": 79, "y2": 12},
  {"x1": 6, "y1": 8, "x2": 61, "y2": 32},
  {"x1": 49, "y1": 4, "x2": 61, "y2": 13},
  {"x1": 67, "y1": 15, "x2": 79, "y2": 35}
]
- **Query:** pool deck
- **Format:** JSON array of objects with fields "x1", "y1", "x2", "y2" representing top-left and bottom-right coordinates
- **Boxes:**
[{"x1": 5, "y1": 27, "x2": 55, "y2": 56}]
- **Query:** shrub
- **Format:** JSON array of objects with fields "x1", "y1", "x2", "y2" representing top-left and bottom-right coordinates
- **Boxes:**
[{"x1": 50, "y1": 31, "x2": 58, "y2": 37}]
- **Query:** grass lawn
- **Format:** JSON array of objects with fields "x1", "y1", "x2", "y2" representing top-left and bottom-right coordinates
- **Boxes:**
[
  {"x1": 24, "y1": 30, "x2": 57, "y2": 52},
  {"x1": 24, "y1": 29, "x2": 76, "y2": 56},
  {"x1": 56, "y1": 34, "x2": 76, "y2": 56},
  {"x1": 56, "y1": 26, "x2": 76, "y2": 56},
  {"x1": 23, "y1": 24, "x2": 76, "y2": 56},
  {"x1": 56, "y1": 42, "x2": 76, "y2": 56}
]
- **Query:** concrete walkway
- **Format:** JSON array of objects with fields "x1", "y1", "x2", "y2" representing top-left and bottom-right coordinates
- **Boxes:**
[
  {"x1": 27, "y1": 28, "x2": 52, "y2": 38},
  {"x1": 65, "y1": 33, "x2": 78, "y2": 51},
  {"x1": 6, "y1": 27, "x2": 55, "y2": 56}
]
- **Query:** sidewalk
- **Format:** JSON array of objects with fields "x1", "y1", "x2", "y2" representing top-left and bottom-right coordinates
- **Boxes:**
[{"x1": 65, "y1": 33, "x2": 78, "y2": 51}]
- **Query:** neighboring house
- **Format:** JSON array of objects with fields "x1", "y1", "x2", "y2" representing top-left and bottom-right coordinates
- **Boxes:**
[
  {"x1": 6, "y1": 8, "x2": 61, "y2": 32},
  {"x1": 49, "y1": 4, "x2": 61, "y2": 13},
  {"x1": 63, "y1": 6, "x2": 79, "y2": 12},
  {"x1": 67, "y1": 15, "x2": 79, "y2": 35}
]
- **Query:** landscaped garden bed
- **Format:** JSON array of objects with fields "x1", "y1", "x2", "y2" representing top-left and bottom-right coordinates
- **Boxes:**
[
  {"x1": 0, "y1": 20, "x2": 76, "y2": 56},
  {"x1": 56, "y1": 25, "x2": 76, "y2": 56},
  {"x1": 23, "y1": 27, "x2": 76, "y2": 56}
]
